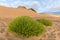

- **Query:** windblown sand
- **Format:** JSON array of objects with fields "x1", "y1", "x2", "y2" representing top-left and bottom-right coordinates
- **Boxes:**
[{"x1": 0, "y1": 6, "x2": 60, "y2": 40}]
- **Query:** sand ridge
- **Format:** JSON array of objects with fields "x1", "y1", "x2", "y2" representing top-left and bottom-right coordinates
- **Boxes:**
[{"x1": 0, "y1": 6, "x2": 60, "y2": 40}]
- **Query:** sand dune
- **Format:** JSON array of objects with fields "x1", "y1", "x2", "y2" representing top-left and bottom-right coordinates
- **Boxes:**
[
  {"x1": 0, "y1": 6, "x2": 59, "y2": 18},
  {"x1": 0, "y1": 6, "x2": 40, "y2": 18},
  {"x1": 0, "y1": 6, "x2": 60, "y2": 40}
]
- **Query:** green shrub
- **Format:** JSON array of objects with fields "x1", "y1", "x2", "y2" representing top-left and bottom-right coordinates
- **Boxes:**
[
  {"x1": 8, "y1": 16, "x2": 45, "y2": 37},
  {"x1": 37, "y1": 18, "x2": 53, "y2": 26}
]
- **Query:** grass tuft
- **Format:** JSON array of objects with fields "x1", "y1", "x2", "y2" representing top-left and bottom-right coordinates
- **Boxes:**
[
  {"x1": 37, "y1": 18, "x2": 53, "y2": 26},
  {"x1": 8, "y1": 16, "x2": 46, "y2": 37}
]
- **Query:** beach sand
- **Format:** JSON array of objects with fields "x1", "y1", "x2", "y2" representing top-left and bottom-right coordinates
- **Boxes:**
[{"x1": 0, "y1": 6, "x2": 60, "y2": 40}]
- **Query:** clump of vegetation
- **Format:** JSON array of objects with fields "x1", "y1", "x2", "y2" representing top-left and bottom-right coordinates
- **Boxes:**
[
  {"x1": 8, "y1": 16, "x2": 45, "y2": 37},
  {"x1": 37, "y1": 18, "x2": 53, "y2": 26},
  {"x1": 18, "y1": 6, "x2": 26, "y2": 9},
  {"x1": 28, "y1": 8, "x2": 36, "y2": 12}
]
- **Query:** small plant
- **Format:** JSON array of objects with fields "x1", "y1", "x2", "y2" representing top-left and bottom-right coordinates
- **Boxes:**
[
  {"x1": 8, "y1": 16, "x2": 45, "y2": 37},
  {"x1": 37, "y1": 18, "x2": 53, "y2": 26}
]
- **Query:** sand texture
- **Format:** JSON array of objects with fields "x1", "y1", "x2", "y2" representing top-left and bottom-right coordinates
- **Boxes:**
[{"x1": 0, "y1": 6, "x2": 60, "y2": 40}]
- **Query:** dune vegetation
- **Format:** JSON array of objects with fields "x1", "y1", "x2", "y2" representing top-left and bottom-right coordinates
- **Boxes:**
[
  {"x1": 37, "y1": 18, "x2": 53, "y2": 26},
  {"x1": 28, "y1": 8, "x2": 37, "y2": 12},
  {"x1": 8, "y1": 16, "x2": 46, "y2": 38}
]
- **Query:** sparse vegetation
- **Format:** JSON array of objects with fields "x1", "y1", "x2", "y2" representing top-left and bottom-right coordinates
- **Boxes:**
[
  {"x1": 37, "y1": 18, "x2": 53, "y2": 26},
  {"x1": 8, "y1": 16, "x2": 45, "y2": 37},
  {"x1": 28, "y1": 8, "x2": 36, "y2": 12},
  {"x1": 18, "y1": 6, "x2": 26, "y2": 9}
]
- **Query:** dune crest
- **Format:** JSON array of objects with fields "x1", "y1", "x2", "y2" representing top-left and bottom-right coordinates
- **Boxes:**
[{"x1": 0, "y1": 6, "x2": 59, "y2": 18}]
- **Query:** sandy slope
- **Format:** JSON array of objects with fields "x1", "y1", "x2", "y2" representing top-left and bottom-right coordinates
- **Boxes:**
[
  {"x1": 0, "y1": 6, "x2": 40, "y2": 18},
  {"x1": 0, "y1": 6, "x2": 60, "y2": 40},
  {"x1": 0, "y1": 6, "x2": 59, "y2": 18}
]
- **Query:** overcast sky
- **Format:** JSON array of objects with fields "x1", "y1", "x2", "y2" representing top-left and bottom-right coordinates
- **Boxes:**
[{"x1": 0, "y1": 0, "x2": 60, "y2": 13}]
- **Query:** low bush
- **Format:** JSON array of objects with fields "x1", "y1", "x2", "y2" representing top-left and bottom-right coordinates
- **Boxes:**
[
  {"x1": 8, "y1": 16, "x2": 45, "y2": 37},
  {"x1": 37, "y1": 18, "x2": 53, "y2": 26}
]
